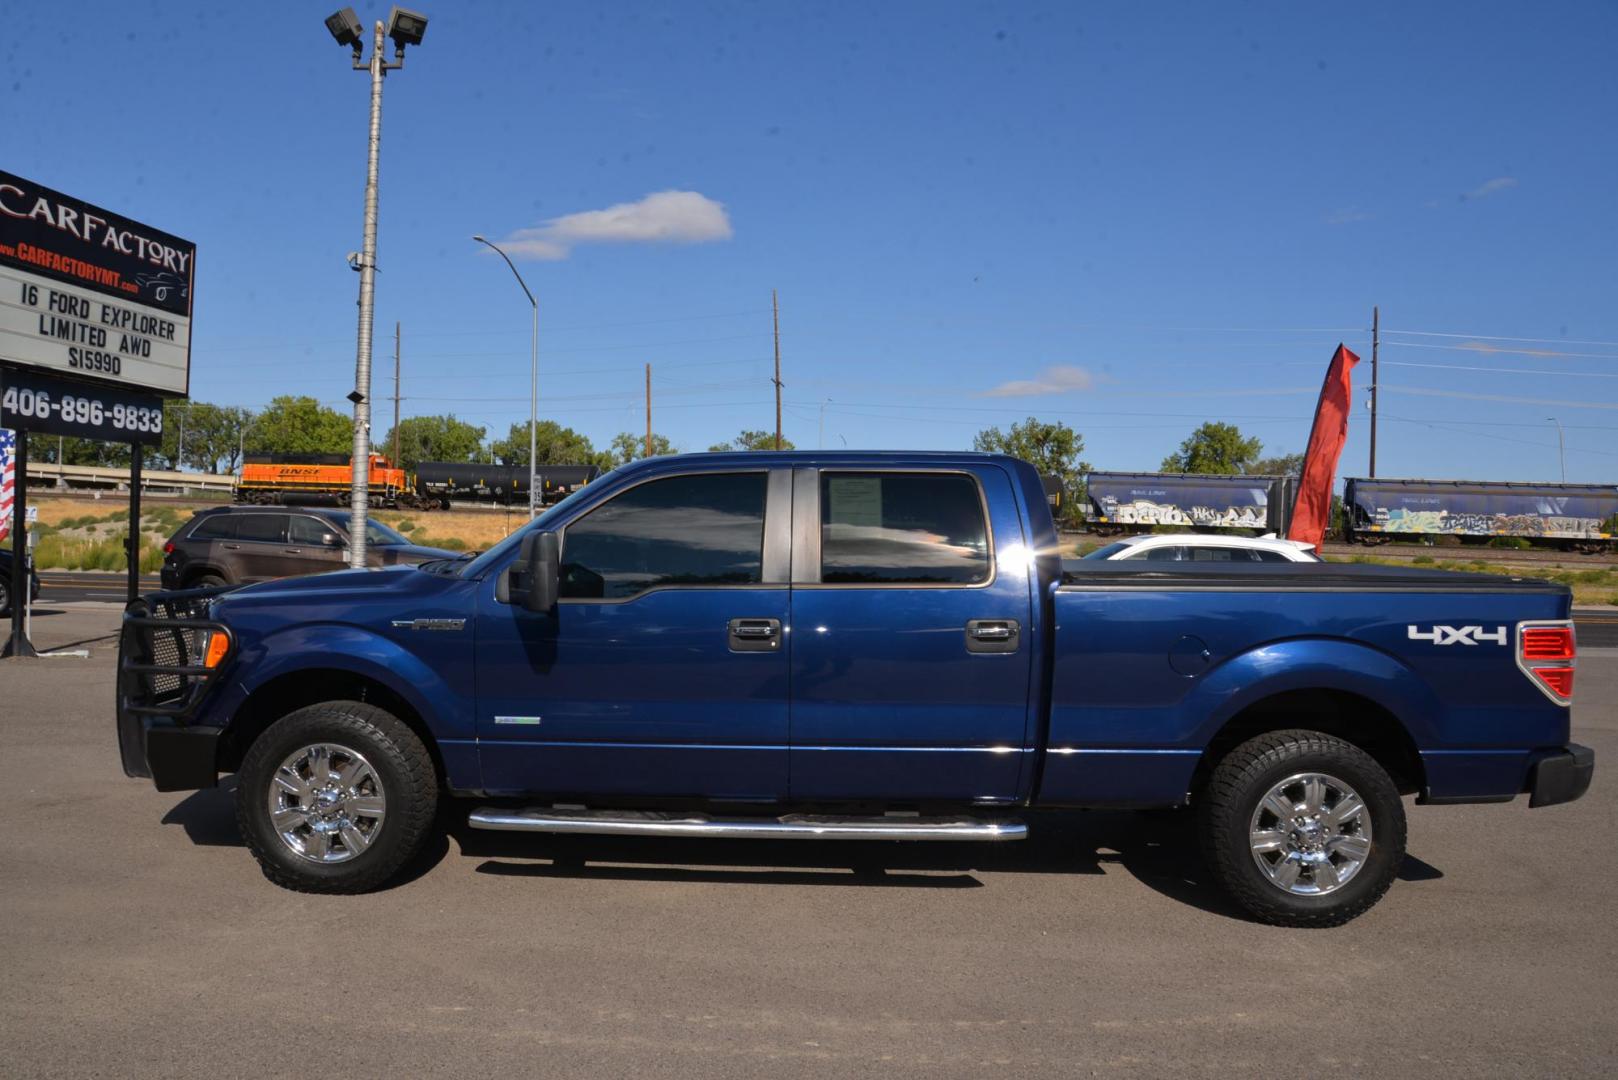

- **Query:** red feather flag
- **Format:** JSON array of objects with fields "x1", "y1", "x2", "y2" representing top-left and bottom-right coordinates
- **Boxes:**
[{"x1": 1287, "y1": 344, "x2": 1360, "y2": 553}]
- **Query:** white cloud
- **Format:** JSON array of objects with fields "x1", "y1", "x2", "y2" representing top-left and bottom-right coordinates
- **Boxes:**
[
  {"x1": 1325, "y1": 207, "x2": 1373, "y2": 225},
  {"x1": 1460, "y1": 176, "x2": 1517, "y2": 201},
  {"x1": 491, "y1": 190, "x2": 733, "y2": 261},
  {"x1": 980, "y1": 364, "x2": 1098, "y2": 398}
]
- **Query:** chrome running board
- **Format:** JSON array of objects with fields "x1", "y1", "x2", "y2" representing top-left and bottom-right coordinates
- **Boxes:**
[{"x1": 466, "y1": 807, "x2": 1027, "y2": 842}]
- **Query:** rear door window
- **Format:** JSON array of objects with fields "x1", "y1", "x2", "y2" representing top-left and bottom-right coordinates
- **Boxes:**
[
  {"x1": 819, "y1": 472, "x2": 990, "y2": 585},
  {"x1": 234, "y1": 514, "x2": 287, "y2": 544},
  {"x1": 187, "y1": 515, "x2": 239, "y2": 541}
]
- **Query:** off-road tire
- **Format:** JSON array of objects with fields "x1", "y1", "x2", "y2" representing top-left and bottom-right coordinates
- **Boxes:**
[
  {"x1": 1198, "y1": 729, "x2": 1406, "y2": 928},
  {"x1": 236, "y1": 701, "x2": 438, "y2": 894},
  {"x1": 0, "y1": 577, "x2": 10, "y2": 617}
]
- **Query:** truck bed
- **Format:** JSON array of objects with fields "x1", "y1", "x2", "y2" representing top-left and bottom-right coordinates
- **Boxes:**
[{"x1": 1043, "y1": 560, "x2": 1572, "y2": 807}]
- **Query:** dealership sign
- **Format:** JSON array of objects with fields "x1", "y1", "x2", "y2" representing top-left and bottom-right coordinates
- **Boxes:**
[{"x1": 0, "y1": 170, "x2": 194, "y2": 397}]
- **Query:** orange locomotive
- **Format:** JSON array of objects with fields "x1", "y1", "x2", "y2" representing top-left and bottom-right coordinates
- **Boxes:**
[{"x1": 235, "y1": 453, "x2": 434, "y2": 510}]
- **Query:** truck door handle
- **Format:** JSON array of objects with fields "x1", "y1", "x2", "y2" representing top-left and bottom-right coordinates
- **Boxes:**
[
  {"x1": 728, "y1": 617, "x2": 781, "y2": 652},
  {"x1": 222, "y1": 543, "x2": 241, "y2": 550},
  {"x1": 283, "y1": 548, "x2": 302, "y2": 554},
  {"x1": 966, "y1": 619, "x2": 1019, "y2": 653}
]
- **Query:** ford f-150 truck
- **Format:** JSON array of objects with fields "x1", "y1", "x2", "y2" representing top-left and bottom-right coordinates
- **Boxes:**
[{"x1": 116, "y1": 451, "x2": 1594, "y2": 926}]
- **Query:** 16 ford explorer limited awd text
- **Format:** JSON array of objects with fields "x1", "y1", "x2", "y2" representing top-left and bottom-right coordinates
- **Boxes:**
[{"x1": 116, "y1": 452, "x2": 1593, "y2": 926}]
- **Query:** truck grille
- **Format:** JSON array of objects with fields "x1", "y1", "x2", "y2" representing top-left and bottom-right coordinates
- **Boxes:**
[{"x1": 119, "y1": 590, "x2": 233, "y2": 716}]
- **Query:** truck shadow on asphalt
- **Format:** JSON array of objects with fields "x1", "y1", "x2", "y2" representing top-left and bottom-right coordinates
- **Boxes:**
[{"x1": 161, "y1": 788, "x2": 1443, "y2": 921}]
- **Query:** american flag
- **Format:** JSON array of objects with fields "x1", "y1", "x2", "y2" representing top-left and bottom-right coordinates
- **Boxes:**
[{"x1": 0, "y1": 428, "x2": 14, "y2": 544}]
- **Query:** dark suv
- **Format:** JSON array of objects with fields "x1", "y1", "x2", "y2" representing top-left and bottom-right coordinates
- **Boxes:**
[
  {"x1": 0, "y1": 548, "x2": 42, "y2": 616},
  {"x1": 159, "y1": 507, "x2": 462, "y2": 590}
]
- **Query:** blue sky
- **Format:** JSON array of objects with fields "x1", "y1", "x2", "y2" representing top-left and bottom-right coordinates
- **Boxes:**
[{"x1": 5, "y1": 1, "x2": 1615, "y2": 480}]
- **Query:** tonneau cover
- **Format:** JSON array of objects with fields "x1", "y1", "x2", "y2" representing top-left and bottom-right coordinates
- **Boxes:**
[{"x1": 1058, "y1": 559, "x2": 1568, "y2": 594}]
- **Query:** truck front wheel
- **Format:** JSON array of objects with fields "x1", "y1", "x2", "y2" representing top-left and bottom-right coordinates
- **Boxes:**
[
  {"x1": 1198, "y1": 730, "x2": 1406, "y2": 927},
  {"x1": 236, "y1": 701, "x2": 438, "y2": 893}
]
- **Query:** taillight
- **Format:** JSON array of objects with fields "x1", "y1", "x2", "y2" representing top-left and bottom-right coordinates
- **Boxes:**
[
  {"x1": 1521, "y1": 626, "x2": 1574, "y2": 661},
  {"x1": 163, "y1": 540, "x2": 175, "y2": 554},
  {"x1": 1517, "y1": 622, "x2": 1575, "y2": 705}
]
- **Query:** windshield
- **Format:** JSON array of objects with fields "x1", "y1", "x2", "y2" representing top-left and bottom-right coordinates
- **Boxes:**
[
  {"x1": 456, "y1": 470, "x2": 620, "y2": 578},
  {"x1": 1083, "y1": 541, "x2": 1132, "y2": 560},
  {"x1": 364, "y1": 519, "x2": 410, "y2": 547}
]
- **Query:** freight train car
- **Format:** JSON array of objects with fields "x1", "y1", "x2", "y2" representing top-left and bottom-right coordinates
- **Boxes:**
[
  {"x1": 1345, "y1": 478, "x2": 1618, "y2": 552},
  {"x1": 235, "y1": 453, "x2": 435, "y2": 510},
  {"x1": 413, "y1": 462, "x2": 600, "y2": 509},
  {"x1": 1085, "y1": 471, "x2": 1292, "y2": 536}
]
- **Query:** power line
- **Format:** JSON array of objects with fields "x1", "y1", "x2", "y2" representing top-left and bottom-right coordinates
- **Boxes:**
[
  {"x1": 1382, "y1": 360, "x2": 1618, "y2": 378},
  {"x1": 1381, "y1": 340, "x2": 1618, "y2": 360},
  {"x1": 1384, "y1": 329, "x2": 1618, "y2": 348},
  {"x1": 201, "y1": 309, "x2": 770, "y2": 352},
  {"x1": 1381, "y1": 386, "x2": 1618, "y2": 410}
]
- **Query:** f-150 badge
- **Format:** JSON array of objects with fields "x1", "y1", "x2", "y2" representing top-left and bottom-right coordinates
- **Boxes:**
[
  {"x1": 391, "y1": 618, "x2": 466, "y2": 632},
  {"x1": 1407, "y1": 625, "x2": 1507, "y2": 646}
]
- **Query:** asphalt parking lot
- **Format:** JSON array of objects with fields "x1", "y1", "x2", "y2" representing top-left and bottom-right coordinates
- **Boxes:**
[{"x1": 3, "y1": 604, "x2": 1614, "y2": 1078}]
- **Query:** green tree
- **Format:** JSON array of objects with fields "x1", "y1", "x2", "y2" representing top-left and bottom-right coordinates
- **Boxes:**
[
  {"x1": 1250, "y1": 450, "x2": 1305, "y2": 476},
  {"x1": 160, "y1": 402, "x2": 254, "y2": 473},
  {"x1": 244, "y1": 396, "x2": 352, "y2": 458},
  {"x1": 708, "y1": 429, "x2": 794, "y2": 452},
  {"x1": 381, "y1": 414, "x2": 487, "y2": 473},
  {"x1": 606, "y1": 431, "x2": 675, "y2": 466},
  {"x1": 27, "y1": 435, "x2": 132, "y2": 468},
  {"x1": 492, "y1": 419, "x2": 597, "y2": 466},
  {"x1": 1160, "y1": 422, "x2": 1264, "y2": 475},
  {"x1": 972, "y1": 417, "x2": 1093, "y2": 523}
]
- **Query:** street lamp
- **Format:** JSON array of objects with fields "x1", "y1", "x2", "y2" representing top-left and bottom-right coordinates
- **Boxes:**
[
  {"x1": 324, "y1": 6, "x2": 429, "y2": 568},
  {"x1": 472, "y1": 235, "x2": 540, "y2": 519},
  {"x1": 1546, "y1": 417, "x2": 1566, "y2": 482}
]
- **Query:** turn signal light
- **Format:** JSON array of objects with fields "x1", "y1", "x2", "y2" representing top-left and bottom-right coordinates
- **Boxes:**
[
  {"x1": 201, "y1": 631, "x2": 230, "y2": 669},
  {"x1": 1517, "y1": 622, "x2": 1575, "y2": 705}
]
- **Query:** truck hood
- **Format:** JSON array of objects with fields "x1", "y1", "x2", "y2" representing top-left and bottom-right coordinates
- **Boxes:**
[{"x1": 214, "y1": 564, "x2": 461, "y2": 610}]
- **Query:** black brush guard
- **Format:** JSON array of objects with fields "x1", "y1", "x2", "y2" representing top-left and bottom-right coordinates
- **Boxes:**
[{"x1": 116, "y1": 588, "x2": 235, "y2": 787}]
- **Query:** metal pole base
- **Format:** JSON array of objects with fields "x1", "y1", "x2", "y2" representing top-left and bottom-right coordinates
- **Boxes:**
[{"x1": 1, "y1": 632, "x2": 38, "y2": 659}]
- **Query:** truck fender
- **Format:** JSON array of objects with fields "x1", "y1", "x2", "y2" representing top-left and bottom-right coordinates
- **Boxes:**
[
  {"x1": 1184, "y1": 637, "x2": 1442, "y2": 750},
  {"x1": 230, "y1": 623, "x2": 473, "y2": 742}
]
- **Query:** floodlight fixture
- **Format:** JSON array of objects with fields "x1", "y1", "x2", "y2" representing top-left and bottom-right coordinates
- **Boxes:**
[
  {"x1": 324, "y1": 8, "x2": 364, "y2": 52},
  {"x1": 387, "y1": 7, "x2": 429, "y2": 55}
]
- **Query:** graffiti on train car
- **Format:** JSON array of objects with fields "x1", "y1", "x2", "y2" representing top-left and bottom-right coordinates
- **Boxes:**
[
  {"x1": 1101, "y1": 498, "x2": 1270, "y2": 529},
  {"x1": 1374, "y1": 506, "x2": 1608, "y2": 539}
]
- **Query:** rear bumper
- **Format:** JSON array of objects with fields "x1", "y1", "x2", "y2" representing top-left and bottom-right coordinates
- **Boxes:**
[{"x1": 1527, "y1": 743, "x2": 1595, "y2": 808}]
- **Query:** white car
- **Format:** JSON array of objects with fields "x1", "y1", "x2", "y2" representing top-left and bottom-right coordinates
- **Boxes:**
[{"x1": 1084, "y1": 533, "x2": 1321, "y2": 563}]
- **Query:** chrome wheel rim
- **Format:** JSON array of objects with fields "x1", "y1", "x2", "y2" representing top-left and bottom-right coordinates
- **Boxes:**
[
  {"x1": 1248, "y1": 771, "x2": 1373, "y2": 896},
  {"x1": 266, "y1": 743, "x2": 387, "y2": 864}
]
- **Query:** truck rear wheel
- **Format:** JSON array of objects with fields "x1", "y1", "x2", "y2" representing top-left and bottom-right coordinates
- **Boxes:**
[
  {"x1": 1198, "y1": 730, "x2": 1406, "y2": 927},
  {"x1": 235, "y1": 701, "x2": 438, "y2": 894}
]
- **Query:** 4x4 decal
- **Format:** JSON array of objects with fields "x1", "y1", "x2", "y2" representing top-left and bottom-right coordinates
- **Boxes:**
[{"x1": 1407, "y1": 625, "x2": 1508, "y2": 646}]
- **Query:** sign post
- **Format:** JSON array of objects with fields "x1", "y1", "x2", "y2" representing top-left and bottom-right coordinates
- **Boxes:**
[{"x1": 0, "y1": 170, "x2": 194, "y2": 657}]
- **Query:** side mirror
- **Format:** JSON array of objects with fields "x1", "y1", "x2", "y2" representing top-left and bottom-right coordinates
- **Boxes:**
[
  {"x1": 508, "y1": 530, "x2": 559, "y2": 613},
  {"x1": 321, "y1": 532, "x2": 343, "y2": 548}
]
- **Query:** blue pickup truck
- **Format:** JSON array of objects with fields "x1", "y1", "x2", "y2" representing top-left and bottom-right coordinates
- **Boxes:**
[{"x1": 117, "y1": 451, "x2": 1592, "y2": 926}]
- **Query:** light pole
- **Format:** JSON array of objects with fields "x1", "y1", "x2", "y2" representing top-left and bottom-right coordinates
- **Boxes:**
[
  {"x1": 1546, "y1": 417, "x2": 1566, "y2": 482},
  {"x1": 473, "y1": 235, "x2": 539, "y2": 519},
  {"x1": 325, "y1": 6, "x2": 429, "y2": 568}
]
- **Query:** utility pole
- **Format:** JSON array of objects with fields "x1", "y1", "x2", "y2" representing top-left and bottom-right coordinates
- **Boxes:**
[
  {"x1": 645, "y1": 363, "x2": 653, "y2": 458},
  {"x1": 772, "y1": 289, "x2": 783, "y2": 450},
  {"x1": 1369, "y1": 305, "x2": 1379, "y2": 478},
  {"x1": 392, "y1": 321, "x2": 401, "y2": 466}
]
